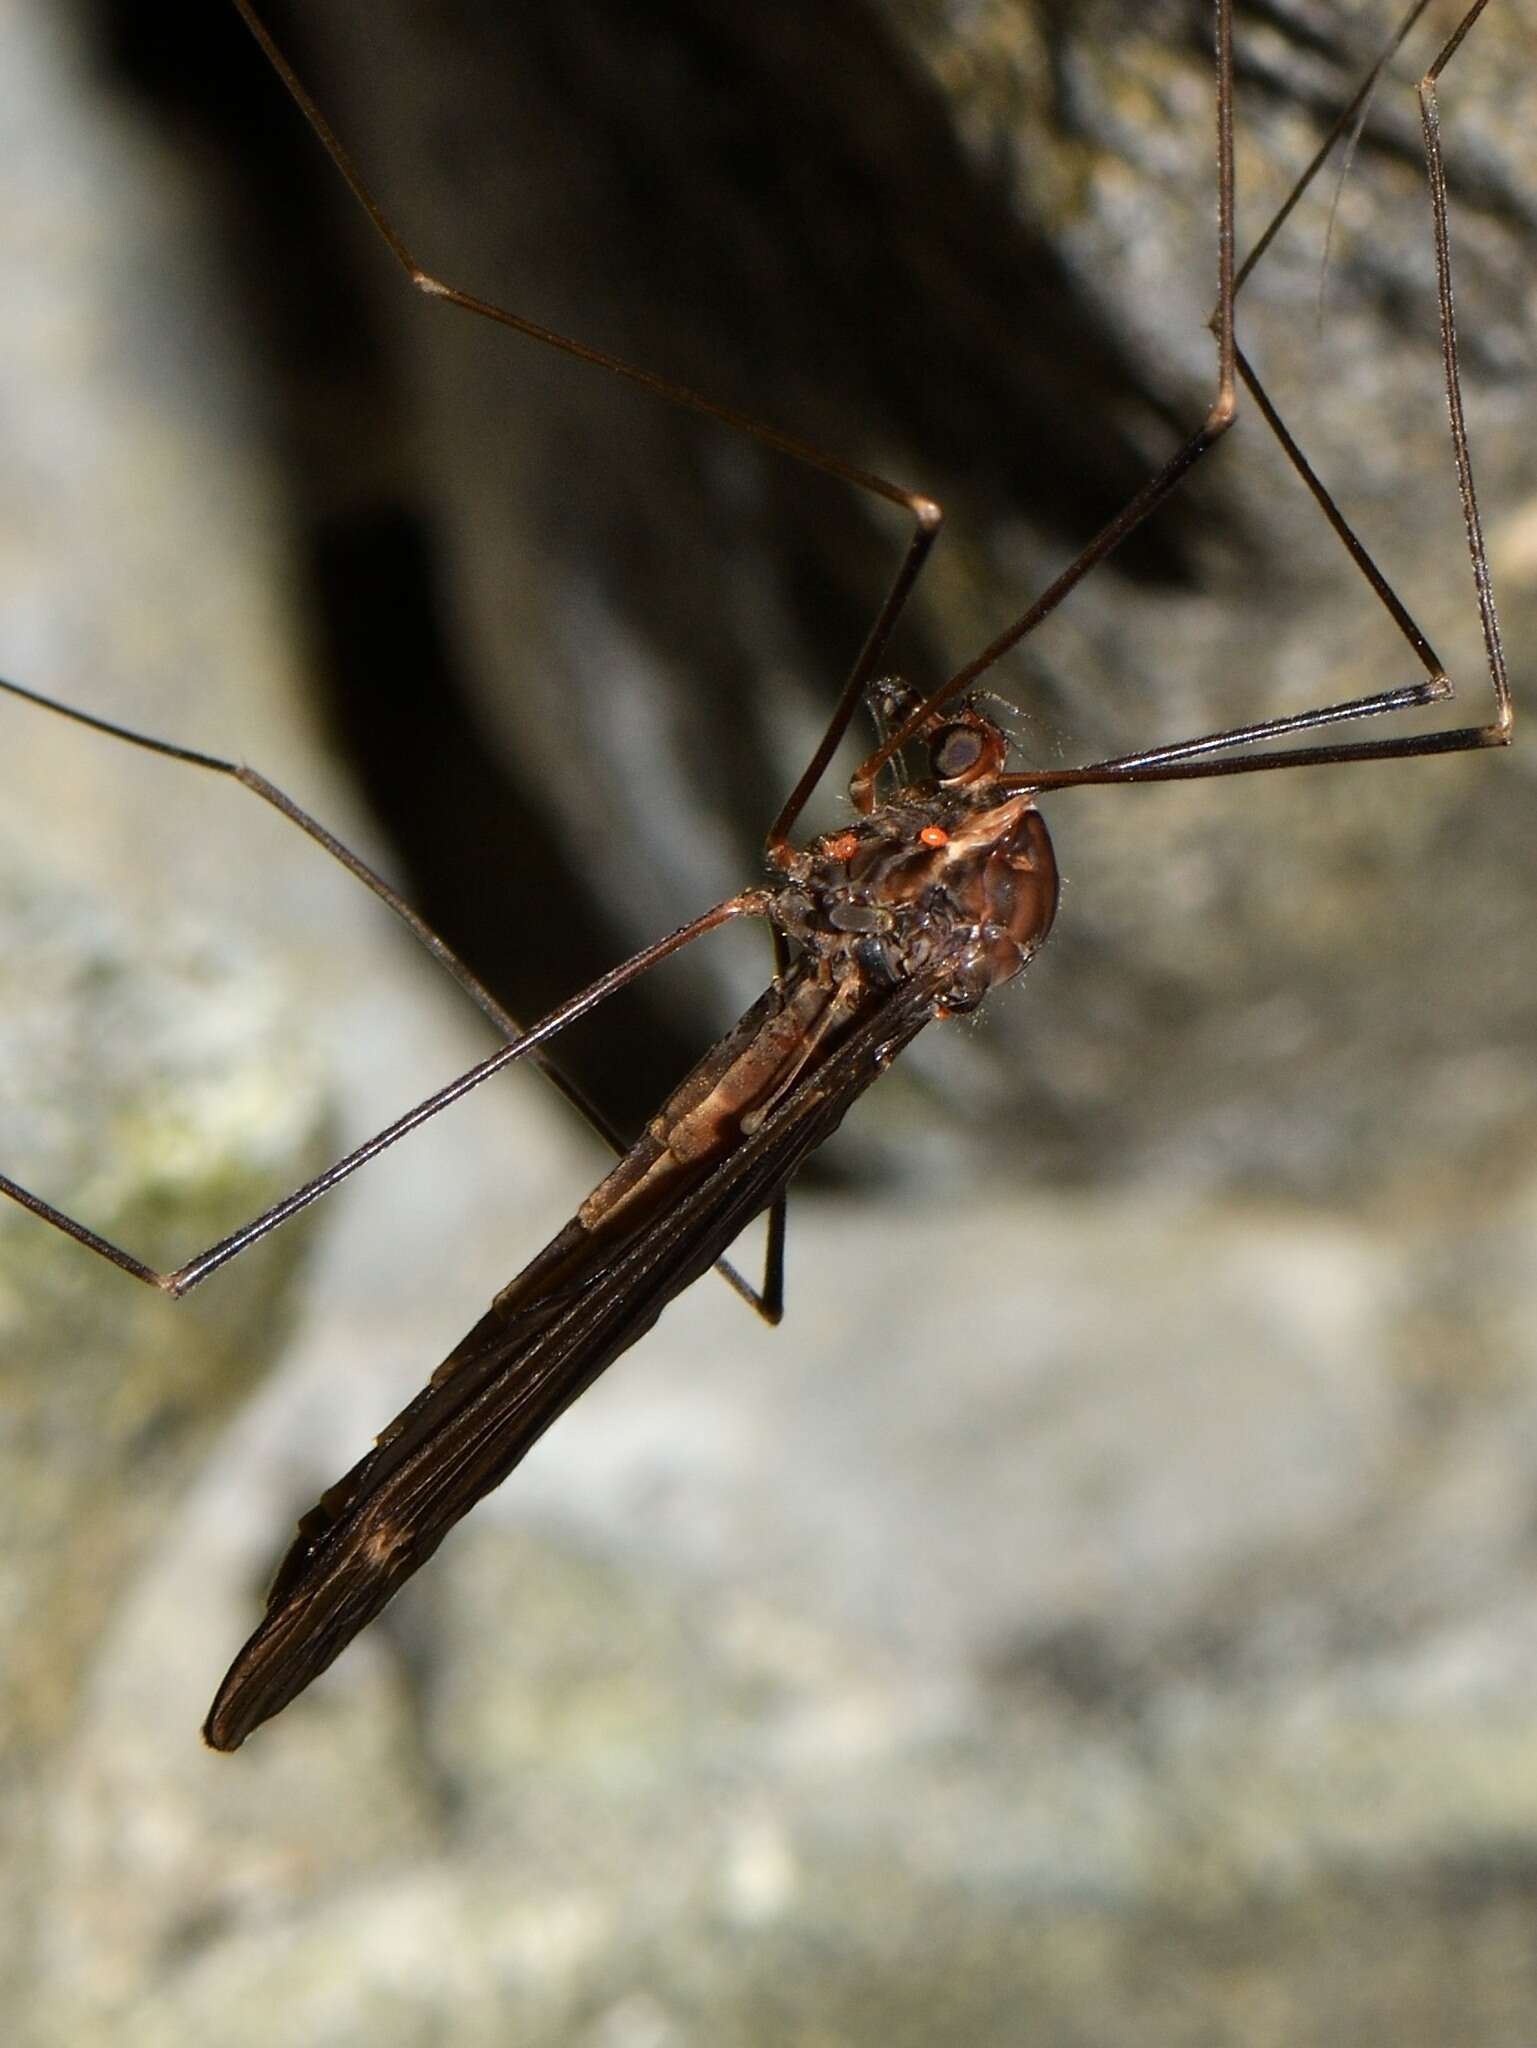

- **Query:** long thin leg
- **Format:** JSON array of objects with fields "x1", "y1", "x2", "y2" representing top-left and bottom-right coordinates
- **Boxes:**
[
  {"x1": 0, "y1": 677, "x2": 789, "y2": 1314},
  {"x1": 715, "y1": 1193, "x2": 787, "y2": 1326},
  {"x1": 0, "y1": 890, "x2": 771, "y2": 1297},
  {"x1": 2, "y1": 677, "x2": 533, "y2": 1056},
  {"x1": 847, "y1": 0, "x2": 1239, "y2": 807},
  {"x1": 860, "y1": 0, "x2": 1510, "y2": 800},
  {"x1": 225, "y1": 0, "x2": 942, "y2": 870},
  {"x1": 1000, "y1": 678, "x2": 1448, "y2": 793}
]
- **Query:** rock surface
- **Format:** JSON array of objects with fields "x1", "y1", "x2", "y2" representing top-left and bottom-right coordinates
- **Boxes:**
[{"x1": 3, "y1": 3, "x2": 1537, "y2": 2044}]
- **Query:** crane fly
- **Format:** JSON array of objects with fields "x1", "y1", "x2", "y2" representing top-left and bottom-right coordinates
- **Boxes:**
[{"x1": 0, "y1": 0, "x2": 1513, "y2": 1749}]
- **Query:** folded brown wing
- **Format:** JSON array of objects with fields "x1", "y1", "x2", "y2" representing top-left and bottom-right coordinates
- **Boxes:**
[{"x1": 202, "y1": 978, "x2": 934, "y2": 1750}]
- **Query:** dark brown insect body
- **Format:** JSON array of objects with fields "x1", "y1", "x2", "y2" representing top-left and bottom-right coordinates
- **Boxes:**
[{"x1": 203, "y1": 710, "x2": 1058, "y2": 1748}]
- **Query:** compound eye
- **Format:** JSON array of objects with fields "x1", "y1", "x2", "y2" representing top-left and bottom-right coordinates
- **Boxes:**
[{"x1": 931, "y1": 723, "x2": 985, "y2": 780}]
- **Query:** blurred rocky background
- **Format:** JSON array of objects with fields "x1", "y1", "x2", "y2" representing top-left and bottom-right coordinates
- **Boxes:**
[{"x1": 2, "y1": 0, "x2": 1535, "y2": 2041}]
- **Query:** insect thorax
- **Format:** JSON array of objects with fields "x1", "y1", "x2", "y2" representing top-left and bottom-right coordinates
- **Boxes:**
[{"x1": 775, "y1": 787, "x2": 1059, "y2": 1014}]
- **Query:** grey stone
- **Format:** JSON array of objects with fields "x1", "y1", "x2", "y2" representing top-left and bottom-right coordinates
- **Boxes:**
[{"x1": 5, "y1": 3, "x2": 1537, "y2": 2044}]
